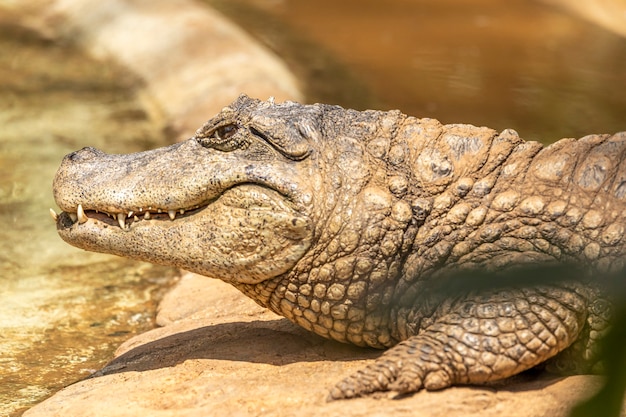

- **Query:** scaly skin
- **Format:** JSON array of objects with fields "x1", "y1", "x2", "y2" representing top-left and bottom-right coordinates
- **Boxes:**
[{"x1": 52, "y1": 95, "x2": 626, "y2": 399}]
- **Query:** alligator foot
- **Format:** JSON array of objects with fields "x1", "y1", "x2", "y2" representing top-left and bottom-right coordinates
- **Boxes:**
[
  {"x1": 328, "y1": 335, "x2": 457, "y2": 400},
  {"x1": 329, "y1": 285, "x2": 589, "y2": 400}
]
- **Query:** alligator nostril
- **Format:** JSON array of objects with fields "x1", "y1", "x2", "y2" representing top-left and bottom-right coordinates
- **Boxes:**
[{"x1": 65, "y1": 147, "x2": 105, "y2": 162}]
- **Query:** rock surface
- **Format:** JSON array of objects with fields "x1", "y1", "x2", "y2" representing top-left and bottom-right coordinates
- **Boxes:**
[
  {"x1": 25, "y1": 272, "x2": 606, "y2": 417},
  {"x1": 4, "y1": 0, "x2": 302, "y2": 138},
  {"x1": 542, "y1": 0, "x2": 626, "y2": 38}
]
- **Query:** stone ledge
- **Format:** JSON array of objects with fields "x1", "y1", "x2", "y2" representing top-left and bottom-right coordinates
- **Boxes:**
[
  {"x1": 3, "y1": 0, "x2": 302, "y2": 138},
  {"x1": 25, "y1": 275, "x2": 604, "y2": 417}
]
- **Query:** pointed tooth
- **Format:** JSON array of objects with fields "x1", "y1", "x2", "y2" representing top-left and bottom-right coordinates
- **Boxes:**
[
  {"x1": 127, "y1": 211, "x2": 134, "y2": 218},
  {"x1": 139, "y1": 207, "x2": 143, "y2": 212},
  {"x1": 49, "y1": 208, "x2": 58, "y2": 222},
  {"x1": 179, "y1": 209, "x2": 185, "y2": 215},
  {"x1": 134, "y1": 215, "x2": 139, "y2": 222},
  {"x1": 69, "y1": 212, "x2": 78, "y2": 222},
  {"x1": 157, "y1": 208, "x2": 162, "y2": 213},
  {"x1": 117, "y1": 213, "x2": 126, "y2": 229},
  {"x1": 77, "y1": 204, "x2": 88, "y2": 224},
  {"x1": 168, "y1": 210, "x2": 176, "y2": 220},
  {"x1": 144, "y1": 212, "x2": 151, "y2": 220}
]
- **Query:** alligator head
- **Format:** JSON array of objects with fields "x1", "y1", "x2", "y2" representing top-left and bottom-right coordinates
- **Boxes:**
[{"x1": 52, "y1": 95, "x2": 366, "y2": 285}]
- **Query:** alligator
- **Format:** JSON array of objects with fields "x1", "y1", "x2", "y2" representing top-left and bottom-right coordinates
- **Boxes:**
[{"x1": 52, "y1": 95, "x2": 626, "y2": 399}]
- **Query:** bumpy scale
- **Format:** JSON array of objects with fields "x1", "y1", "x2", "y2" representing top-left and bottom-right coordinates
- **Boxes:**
[{"x1": 52, "y1": 95, "x2": 626, "y2": 399}]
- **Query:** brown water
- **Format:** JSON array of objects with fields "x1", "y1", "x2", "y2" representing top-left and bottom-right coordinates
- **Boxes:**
[
  {"x1": 210, "y1": 0, "x2": 626, "y2": 142},
  {"x1": 3, "y1": 0, "x2": 626, "y2": 415},
  {"x1": 0, "y1": 23, "x2": 178, "y2": 416}
]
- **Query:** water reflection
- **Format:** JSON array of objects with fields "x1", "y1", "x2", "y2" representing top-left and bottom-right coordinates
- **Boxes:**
[{"x1": 0, "y1": 25, "x2": 178, "y2": 415}]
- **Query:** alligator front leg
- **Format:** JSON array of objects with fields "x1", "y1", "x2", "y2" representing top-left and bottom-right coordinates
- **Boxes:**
[{"x1": 329, "y1": 285, "x2": 589, "y2": 399}]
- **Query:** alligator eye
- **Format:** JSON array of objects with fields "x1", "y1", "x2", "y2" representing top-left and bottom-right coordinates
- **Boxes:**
[
  {"x1": 215, "y1": 124, "x2": 238, "y2": 141},
  {"x1": 196, "y1": 123, "x2": 242, "y2": 151}
]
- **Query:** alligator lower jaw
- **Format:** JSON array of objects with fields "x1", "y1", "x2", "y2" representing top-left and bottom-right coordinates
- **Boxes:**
[{"x1": 51, "y1": 203, "x2": 208, "y2": 231}]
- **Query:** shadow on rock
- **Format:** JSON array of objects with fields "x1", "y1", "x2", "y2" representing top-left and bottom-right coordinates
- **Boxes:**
[{"x1": 92, "y1": 318, "x2": 380, "y2": 377}]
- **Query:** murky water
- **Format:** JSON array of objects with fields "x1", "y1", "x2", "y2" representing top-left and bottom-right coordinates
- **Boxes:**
[
  {"x1": 0, "y1": 24, "x2": 179, "y2": 416},
  {"x1": 3, "y1": 1, "x2": 626, "y2": 416},
  {"x1": 210, "y1": 0, "x2": 626, "y2": 142}
]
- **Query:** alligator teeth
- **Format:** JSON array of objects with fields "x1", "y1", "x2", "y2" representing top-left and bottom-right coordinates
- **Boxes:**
[
  {"x1": 49, "y1": 208, "x2": 58, "y2": 222},
  {"x1": 77, "y1": 204, "x2": 88, "y2": 224},
  {"x1": 179, "y1": 209, "x2": 185, "y2": 215},
  {"x1": 117, "y1": 213, "x2": 126, "y2": 229},
  {"x1": 127, "y1": 211, "x2": 134, "y2": 218},
  {"x1": 69, "y1": 212, "x2": 78, "y2": 222},
  {"x1": 144, "y1": 212, "x2": 151, "y2": 220},
  {"x1": 168, "y1": 210, "x2": 176, "y2": 220}
]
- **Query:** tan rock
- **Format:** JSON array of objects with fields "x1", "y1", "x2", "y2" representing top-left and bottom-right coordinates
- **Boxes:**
[
  {"x1": 540, "y1": 0, "x2": 626, "y2": 38},
  {"x1": 25, "y1": 274, "x2": 605, "y2": 417},
  {"x1": 4, "y1": 0, "x2": 302, "y2": 137}
]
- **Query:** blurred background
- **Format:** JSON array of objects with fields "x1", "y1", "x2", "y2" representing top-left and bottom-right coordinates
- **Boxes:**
[
  {"x1": 208, "y1": 0, "x2": 626, "y2": 140},
  {"x1": 0, "y1": 0, "x2": 624, "y2": 415}
]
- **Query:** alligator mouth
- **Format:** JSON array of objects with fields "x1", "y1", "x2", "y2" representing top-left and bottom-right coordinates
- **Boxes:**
[
  {"x1": 51, "y1": 183, "x2": 312, "y2": 283},
  {"x1": 51, "y1": 203, "x2": 210, "y2": 231}
]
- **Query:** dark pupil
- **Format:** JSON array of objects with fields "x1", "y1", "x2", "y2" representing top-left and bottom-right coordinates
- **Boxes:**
[{"x1": 216, "y1": 124, "x2": 237, "y2": 140}]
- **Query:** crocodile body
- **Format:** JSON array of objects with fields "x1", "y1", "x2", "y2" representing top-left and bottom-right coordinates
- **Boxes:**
[{"x1": 52, "y1": 95, "x2": 626, "y2": 398}]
